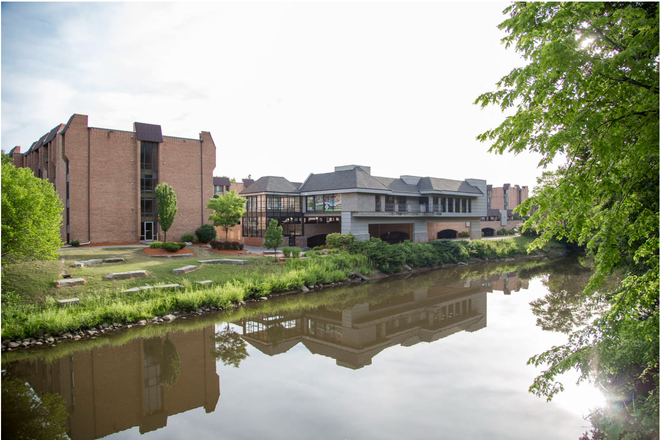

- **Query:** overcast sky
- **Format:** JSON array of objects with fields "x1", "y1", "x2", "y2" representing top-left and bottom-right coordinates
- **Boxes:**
[{"x1": 2, "y1": 1, "x2": 560, "y2": 189}]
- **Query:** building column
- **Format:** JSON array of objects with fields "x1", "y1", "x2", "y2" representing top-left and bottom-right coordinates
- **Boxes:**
[
  {"x1": 380, "y1": 195, "x2": 386, "y2": 212},
  {"x1": 428, "y1": 196, "x2": 434, "y2": 213},
  {"x1": 470, "y1": 219, "x2": 482, "y2": 240}
]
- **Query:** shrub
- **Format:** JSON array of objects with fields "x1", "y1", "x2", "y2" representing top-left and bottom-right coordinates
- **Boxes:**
[
  {"x1": 196, "y1": 224, "x2": 217, "y2": 243},
  {"x1": 230, "y1": 241, "x2": 244, "y2": 250},
  {"x1": 150, "y1": 241, "x2": 163, "y2": 249},
  {"x1": 290, "y1": 247, "x2": 301, "y2": 258},
  {"x1": 70, "y1": 240, "x2": 80, "y2": 247},
  {"x1": 326, "y1": 232, "x2": 355, "y2": 249},
  {"x1": 313, "y1": 245, "x2": 325, "y2": 251},
  {"x1": 182, "y1": 233, "x2": 195, "y2": 242},
  {"x1": 281, "y1": 246, "x2": 293, "y2": 258},
  {"x1": 497, "y1": 229, "x2": 506, "y2": 236},
  {"x1": 458, "y1": 231, "x2": 470, "y2": 238},
  {"x1": 162, "y1": 242, "x2": 182, "y2": 252}
]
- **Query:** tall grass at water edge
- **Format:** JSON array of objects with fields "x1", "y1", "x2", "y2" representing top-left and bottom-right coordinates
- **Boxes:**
[{"x1": 1, "y1": 253, "x2": 372, "y2": 340}]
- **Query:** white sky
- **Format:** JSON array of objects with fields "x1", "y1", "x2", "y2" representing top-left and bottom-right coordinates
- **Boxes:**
[{"x1": 1, "y1": 1, "x2": 560, "y2": 190}]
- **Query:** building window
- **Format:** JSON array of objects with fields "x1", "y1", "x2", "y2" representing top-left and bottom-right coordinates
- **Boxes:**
[
  {"x1": 140, "y1": 141, "x2": 158, "y2": 240},
  {"x1": 306, "y1": 194, "x2": 342, "y2": 212}
]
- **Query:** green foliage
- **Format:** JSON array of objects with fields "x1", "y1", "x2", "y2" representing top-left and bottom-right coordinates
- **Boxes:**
[
  {"x1": 477, "y1": 3, "x2": 659, "y2": 437},
  {"x1": 1, "y1": 161, "x2": 64, "y2": 262},
  {"x1": 70, "y1": 240, "x2": 80, "y2": 247},
  {"x1": 1, "y1": 373, "x2": 69, "y2": 439},
  {"x1": 161, "y1": 242, "x2": 184, "y2": 252},
  {"x1": 195, "y1": 224, "x2": 217, "y2": 243},
  {"x1": 207, "y1": 190, "x2": 246, "y2": 241},
  {"x1": 326, "y1": 232, "x2": 356, "y2": 249},
  {"x1": 149, "y1": 241, "x2": 163, "y2": 249},
  {"x1": 458, "y1": 231, "x2": 470, "y2": 238},
  {"x1": 263, "y1": 219, "x2": 283, "y2": 252},
  {"x1": 155, "y1": 183, "x2": 177, "y2": 243},
  {"x1": 182, "y1": 233, "x2": 195, "y2": 243},
  {"x1": 210, "y1": 240, "x2": 243, "y2": 251},
  {"x1": 348, "y1": 238, "x2": 406, "y2": 273}
]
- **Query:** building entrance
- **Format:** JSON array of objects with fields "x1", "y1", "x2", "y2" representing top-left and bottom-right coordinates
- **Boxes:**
[{"x1": 142, "y1": 222, "x2": 155, "y2": 241}]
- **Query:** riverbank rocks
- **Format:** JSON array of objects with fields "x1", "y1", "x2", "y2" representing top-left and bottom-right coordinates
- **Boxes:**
[
  {"x1": 105, "y1": 270, "x2": 147, "y2": 280},
  {"x1": 55, "y1": 278, "x2": 86, "y2": 287},
  {"x1": 173, "y1": 265, "x2": 198, "y2": 275},
  {"x1": 198, "y1": 259, "x2": 248, "y2": 265}
]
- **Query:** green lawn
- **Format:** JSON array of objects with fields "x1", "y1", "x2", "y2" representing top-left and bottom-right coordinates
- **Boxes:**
[{"x1": 2, "y1": 246, "x2": 283, "y2": 306}]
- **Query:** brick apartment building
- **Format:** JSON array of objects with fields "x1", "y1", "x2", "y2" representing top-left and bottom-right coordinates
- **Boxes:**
[
  {"x1": 481, "y1": 184, "x2": 529, "y2": 236},
  {"x1": 9, "y1": 113, "x2": 216, "y2": 244}
]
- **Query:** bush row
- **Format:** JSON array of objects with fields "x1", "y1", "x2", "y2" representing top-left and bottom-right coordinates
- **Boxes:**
[
  {"x1": 210, "y1": 241, "x2": 244, "y2": 251},
  {"x1": 345, "y1": 237, "x2": 534, "y2": 273},
  {"x1": 149, "y1": 242, "x2": 187, "y2": 252},
  {"x1": 281, "y1": 246, "x2": 302, "y2": 258}
]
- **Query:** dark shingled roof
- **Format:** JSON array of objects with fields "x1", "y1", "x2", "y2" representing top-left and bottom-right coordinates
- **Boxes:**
[
  {"x1": 135, "y1": 122, "x2": 163, "y2": 143},
  {"x1": 43, "y1": 125, "x2": 61, "y2": 145},
  {"x1": 240, "y1": 176, "x2": 300, "y2": 194},
  {"x1": 374, "y1": 176, "x2": 420, "y2": 194},
  {"x1": 242, "y1": 179, "x2": 255, "y2": 188},
  {"x1": 60, "y1": 114, "x2": 76, "y2": 135},
  {"x1": 418, "y1": 177, "x2": 483, "y2": 195},
  {"x1": 299, "y1": 167, "x2": 390, "y2": 192},
  {"x1": 503, "y1": 183, "x2": 510, "y2": 190},
  {"x1": 213, "y1": 177, "x2": 231, "y2": 186}
]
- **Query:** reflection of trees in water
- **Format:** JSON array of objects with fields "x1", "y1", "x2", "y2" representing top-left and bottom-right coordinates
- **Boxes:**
[
  {"x1": 159, "y1": 338, "x2": 181, "y2": 388},
  {"x1": 518, "y1": 258, "x2": 607, "y2": 333},
  {"x1": 212, "y1": 324, "x2": 248, "y2": 368},
  {"x1": 1, "y1": 373, "x2": 68, "y2": 440}
]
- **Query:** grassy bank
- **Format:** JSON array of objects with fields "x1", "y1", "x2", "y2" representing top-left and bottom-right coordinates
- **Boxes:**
[
  {"x1": 1, "y1": 237, "x2": 567, "y2": 340},
  {"x1": 1, "y1": 249, "x2": 372, "y2": 340}
]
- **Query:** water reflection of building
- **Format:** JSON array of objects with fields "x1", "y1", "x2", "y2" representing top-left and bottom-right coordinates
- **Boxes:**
[
  {"x1": 7, "y1": 327, "x2": 219, "y2": 440},
  {"x1": 235, "y1": 274, "x2": 519, "y2": 369},
  {"x1": 488, "y1": 271, "x2": 529, "y2": 295}
]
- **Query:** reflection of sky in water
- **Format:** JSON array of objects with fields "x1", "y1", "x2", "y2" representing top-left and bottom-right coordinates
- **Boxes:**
[{"x1": 106, "y1": 276, "x2": 603, "y2": 440}]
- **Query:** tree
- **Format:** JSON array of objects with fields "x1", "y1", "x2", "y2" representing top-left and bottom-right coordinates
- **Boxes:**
[
  {"x1": 476, "y1": 3, "x2": 658, "y2": 438},
  {"x1": 207, "y1": 190, "x2": 246, "y2": 241},
  {"x1": 263, "y1": 219, "x2": 283, "y2": 253},
  {"x1": 155, "y1": 183, "x2": 177, "y2": 242},
  {"x1": 1, "y1": 161, "x2": 63, "y2": 262}
]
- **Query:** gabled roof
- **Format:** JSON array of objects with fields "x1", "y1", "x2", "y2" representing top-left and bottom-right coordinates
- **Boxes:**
[
  {"x1": 418, "y1": 177, "x2": 483, "y2": 195},
  {"x1": 374, "y1": 176, "x2": 420, "y2": 194},
  {"x1": 240, "y1": 176, "x2": 300, "y2": 194},
  {"x1": 213, "y1": 177, "x2": 231, "y2": 186},
  {"x1": 298, "y1": 167, "x2": 390, "y2": 193},
  {"x1": 242, "y1": 179, "x2": 255, "y2": 188},
  {"x1": 135, "y1": 122, "x2": 163, "y2": 143}
]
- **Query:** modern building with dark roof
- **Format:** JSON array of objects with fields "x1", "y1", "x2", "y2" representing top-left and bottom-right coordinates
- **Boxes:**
[
  {"x1": 240, "y1": 165, "x2": 487, "y2": 247},
  {"x1": 9, "y1": 113, "x2": 216, "y2": 244}
]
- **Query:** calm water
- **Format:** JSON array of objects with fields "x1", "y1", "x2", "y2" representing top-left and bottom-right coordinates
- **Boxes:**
[{"x1": 2, "y1": 258, "x2": 602, "y2": 439}]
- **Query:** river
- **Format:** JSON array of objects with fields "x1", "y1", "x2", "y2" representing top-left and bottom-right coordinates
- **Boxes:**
[{"x1": 2, "y1": 257, "x2": 603, "y2": 439}]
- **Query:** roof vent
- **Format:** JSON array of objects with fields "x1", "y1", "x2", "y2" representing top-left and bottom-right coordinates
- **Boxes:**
[{"x1": 334, "y1": 165, "x2": 371, "y2": 175}]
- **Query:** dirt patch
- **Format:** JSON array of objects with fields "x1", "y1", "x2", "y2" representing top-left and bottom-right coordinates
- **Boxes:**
[{"x1": 143, "y1": 247, "x2": 195, "y2": 256}]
